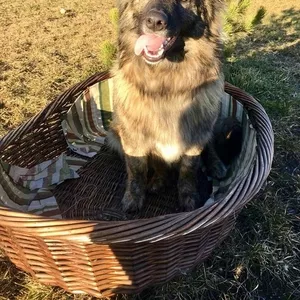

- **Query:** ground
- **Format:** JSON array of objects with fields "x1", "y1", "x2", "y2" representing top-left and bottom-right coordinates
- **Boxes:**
[{"x1": 0, "y1": 0, "x2": 300, "y2": 299}]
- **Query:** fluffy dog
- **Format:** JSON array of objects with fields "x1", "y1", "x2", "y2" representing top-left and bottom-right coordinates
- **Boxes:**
[{"x1": 109, "y1": 0, "x2": 226, "y2": 212}]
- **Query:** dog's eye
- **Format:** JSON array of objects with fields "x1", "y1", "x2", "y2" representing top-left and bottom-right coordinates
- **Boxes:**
[{"x1": 180, "y1": 0, "x2": 189, "y2": 5}]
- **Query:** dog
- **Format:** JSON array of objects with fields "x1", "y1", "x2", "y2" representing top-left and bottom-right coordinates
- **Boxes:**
[{"x1": 109, "y1": 0, "x2": 227, "y2": 212}]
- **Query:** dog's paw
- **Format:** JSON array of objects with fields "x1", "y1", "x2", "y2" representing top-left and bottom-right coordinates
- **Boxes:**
[
  {"x1": 208, "y1": 160, "x2": 227, "y2": 179},
  {"x1": 178, "y1": 191, "x2": 199, "y2": 212},
  {"x1": 122, "y1": 190, "x2": 144, "y2": 213}
]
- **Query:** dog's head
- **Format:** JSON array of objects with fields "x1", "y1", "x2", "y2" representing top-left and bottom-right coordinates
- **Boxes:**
[{"x1": 117, "y1": 0, "x2": 224, "y2": 66}]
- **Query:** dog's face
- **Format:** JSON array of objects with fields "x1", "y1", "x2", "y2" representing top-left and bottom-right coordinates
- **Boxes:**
[{"x1": 117, "y1": 0, "x2": 223, "y2": 67}]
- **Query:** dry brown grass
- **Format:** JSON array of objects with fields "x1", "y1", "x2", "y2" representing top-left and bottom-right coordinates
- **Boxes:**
[
  {"x1": 250, "y1": 0, "x2": 300, "y2": 17},
  {"x1": 0, "y1": 0, "x2": 114, "y2": 136}
]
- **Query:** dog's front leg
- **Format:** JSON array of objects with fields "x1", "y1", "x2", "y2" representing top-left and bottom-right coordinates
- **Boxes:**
[
  {"x1": 178, "y1": 147, "x2": 202, "y2": 211},
  {"x1": 122, "y1": 154, "x2": 148, "y2": 213}
]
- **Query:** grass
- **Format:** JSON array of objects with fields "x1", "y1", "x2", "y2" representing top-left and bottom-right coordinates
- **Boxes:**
[
  {"x1": 100, "y1": 40, "x2": 117, "y2": 69},
  {"x1": 0, "y1": 0, "x2": 115, "y2": 136},
  {"x1": 1, "y1": 0, "x2": 300, "y2": 299}
]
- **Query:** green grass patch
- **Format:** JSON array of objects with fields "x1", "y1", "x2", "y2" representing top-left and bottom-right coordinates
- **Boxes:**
[
  {"x1": 109, "y1": 7, "x2": 119, "y2": 29},
  {"x1": 100, "y1": 40, "x2": 117, "y2": 69},
  {"x1": 224, "y1": 0, "x2": 266, "y2": 35},
  {"x1": 99, "y1": 8, "x2": 118, "y2": 70}
]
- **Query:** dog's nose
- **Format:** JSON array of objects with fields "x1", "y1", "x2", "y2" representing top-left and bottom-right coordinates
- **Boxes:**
[{"x1": 145, "y1": 9, "x2": 168, "y2": 32}]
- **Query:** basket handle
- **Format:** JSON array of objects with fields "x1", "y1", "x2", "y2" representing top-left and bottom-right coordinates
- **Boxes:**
[{"x1": 0, "y1": 72, "x2": 110, "y2": 151}]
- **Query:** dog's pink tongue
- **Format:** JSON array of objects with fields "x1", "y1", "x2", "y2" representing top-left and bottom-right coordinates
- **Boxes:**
[{"x1": 134, "y1": 34, "x2": 166, "y2": 56}]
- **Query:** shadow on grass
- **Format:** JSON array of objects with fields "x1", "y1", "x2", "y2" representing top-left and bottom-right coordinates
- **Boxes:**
[
  {"x1": 0, "y1": 252, "x2": 26, "y2": 299},
  {"x1": 225, "y1": 8, "x2": 300, "y2": 118}
]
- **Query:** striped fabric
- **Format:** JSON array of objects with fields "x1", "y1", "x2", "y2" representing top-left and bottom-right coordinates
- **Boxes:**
[
  {"x1": 61, "y1": 79, "x2": 114, "y2": 157},
  {"x1": 0, "y1": 78, "x2": 256, "y2": 217},
  {"x1": 0, "y1": 156, "x2": 87, "y2": 218}
]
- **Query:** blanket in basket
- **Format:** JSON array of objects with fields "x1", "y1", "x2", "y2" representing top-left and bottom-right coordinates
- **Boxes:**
[{"x1": 0, "y1": 79, "x2": 256, "y2": 218}]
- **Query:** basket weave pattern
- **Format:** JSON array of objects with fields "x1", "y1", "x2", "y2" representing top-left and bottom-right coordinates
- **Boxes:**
[{"x1": 0, "y1": 72, "x2": 274, "y2": 297}]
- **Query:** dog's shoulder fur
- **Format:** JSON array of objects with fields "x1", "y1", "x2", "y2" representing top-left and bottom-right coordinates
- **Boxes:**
[{"x1": 110, "y1": 67, "x2": 223, "y2": 162}]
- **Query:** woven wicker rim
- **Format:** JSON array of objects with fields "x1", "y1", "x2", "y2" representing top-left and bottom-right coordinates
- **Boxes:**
[{"x1": 0, "y1": 72, "x2": 274, "y2": 243}]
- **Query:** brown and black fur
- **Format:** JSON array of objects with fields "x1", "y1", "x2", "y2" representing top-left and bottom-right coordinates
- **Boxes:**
[{"x1": 109, "y1": 0, "x2": 226, "y2": 212}]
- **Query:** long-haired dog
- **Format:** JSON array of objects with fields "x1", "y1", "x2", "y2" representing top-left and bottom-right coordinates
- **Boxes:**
[{"x1": 109, "y1": 0, "x2": 227, "y2": 212}]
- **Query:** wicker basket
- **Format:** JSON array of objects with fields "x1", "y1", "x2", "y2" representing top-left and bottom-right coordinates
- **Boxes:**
[{"x1": 0, "y1": 72, "x2": 274, "y2": 298}]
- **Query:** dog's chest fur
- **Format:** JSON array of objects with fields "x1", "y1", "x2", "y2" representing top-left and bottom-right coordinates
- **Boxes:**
[{"x1": 111, "y1": 75, "x2": 222, "y2": 163}]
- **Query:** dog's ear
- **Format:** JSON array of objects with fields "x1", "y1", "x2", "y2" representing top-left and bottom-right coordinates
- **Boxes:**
[{"x1": 117, "y1": 0, "x2": 128, "y2": 15}]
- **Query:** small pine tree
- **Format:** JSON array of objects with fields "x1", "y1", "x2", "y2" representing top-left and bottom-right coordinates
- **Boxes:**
[
  {"x1": 224, "y1": 0, "x2": 266, "y2": 58},
  {"x1": 99, "y1": 8, "x2": 119, "y2": 69},
  {"x1": 224, "y1": 0, "x2": 265, "y2": 35},
  {"x1": 100, "y1": 40, "x2": 117, "y2": 69}
]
